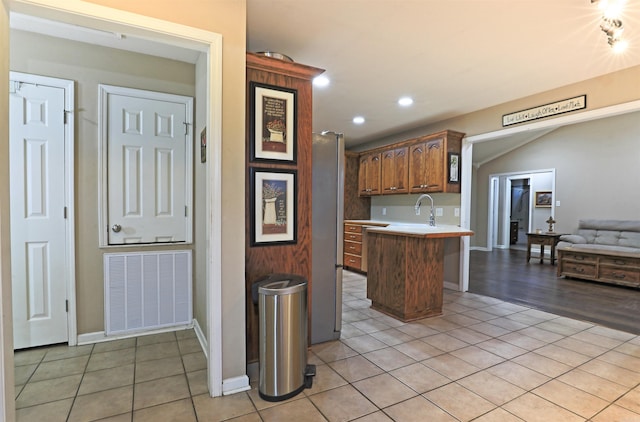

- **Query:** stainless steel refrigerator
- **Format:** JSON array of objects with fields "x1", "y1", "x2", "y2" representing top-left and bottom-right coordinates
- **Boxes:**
[{"x1": 311, "y1": 131, "x2": 344, "y2": 344}]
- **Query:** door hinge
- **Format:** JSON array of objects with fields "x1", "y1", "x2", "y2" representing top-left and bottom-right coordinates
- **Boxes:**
[
  {"x1": 64, "y1": 110, "x2": 71, "y2": 124},
  {"x1": 65, "y1": 300, "x2": 69, "y2": 312},
  {"x1": 183, "y1": 122, "x2": 190, "y2": 135},
  {"x1": 64, "y1": 206, "x2": 68, "y2": 219},
  {"x1": 185, "y1": 206, "x2": 188, "y2": 217}
]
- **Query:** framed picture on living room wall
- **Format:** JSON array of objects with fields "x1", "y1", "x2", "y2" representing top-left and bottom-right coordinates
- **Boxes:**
[{"x1": 535, "y1": 191, "x2": 552, "y2": 207}]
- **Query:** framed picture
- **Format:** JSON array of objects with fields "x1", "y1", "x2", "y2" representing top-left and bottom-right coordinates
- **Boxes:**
[
  {"x1": 250, "y1": 168, "x2": 297, "y2": 246},
  {"x1": 250, "y1": 82, "x2": 297, "y2": 163},
  {"x1": 535, "y1": 191, "x2": 552, "y2": 207},
  {"x1": 448, "y1": 152, "x2": 460, "y2": 183}
]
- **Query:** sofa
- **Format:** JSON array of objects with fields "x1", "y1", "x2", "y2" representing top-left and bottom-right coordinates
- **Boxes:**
[{"x1": 556, "y1": 219, "x2": 640, "y2": 288}]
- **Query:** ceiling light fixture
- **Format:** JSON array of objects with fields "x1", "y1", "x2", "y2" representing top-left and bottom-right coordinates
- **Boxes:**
[
  {"x1": 352, "y1": 116, "x2": 365, "y2": 124},
  {"x1": 591, "y1": 0, "x2": 628, "y2": 52},
  {"x1": 313, "y1": 75, "x2": 330, "y2": 88},
  {"x1": 398, "y1": 97, "x2": 414, "y2": 107}
]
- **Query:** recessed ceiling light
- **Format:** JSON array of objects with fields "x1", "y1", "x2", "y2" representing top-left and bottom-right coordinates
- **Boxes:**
[
  {"x1": 398, "y1": 97, "x2": 413, "y2": 106},
  {"x1": 313, "y1": 75, "x2": 330, "y2": 88},
  {"x1": 353, "y1": 116, "x2": 365, "y2": 124}
]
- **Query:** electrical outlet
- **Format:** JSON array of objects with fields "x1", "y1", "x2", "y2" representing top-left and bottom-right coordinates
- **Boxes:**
[
  {"x1": 435, "y1": 208, "x2": 443, "y2": 217},
  {"x1": 382, "y1": 207, "x2": 387, "y2": 216},
  {"x1": 454, "y1": 207, "x2": 460, "y2": 217},
  {"x1": 556, "y1": 200, "x2": 561, "y2": 207}
]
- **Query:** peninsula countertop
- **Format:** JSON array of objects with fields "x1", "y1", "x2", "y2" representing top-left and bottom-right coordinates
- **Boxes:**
[{"x1": 344, "y1": 220, "x2": 474, "y2": 239}]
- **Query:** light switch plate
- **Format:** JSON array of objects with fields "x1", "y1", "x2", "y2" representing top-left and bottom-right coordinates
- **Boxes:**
[{"x1": 435, "y1": 208, "x2": 443, "y2": 217}]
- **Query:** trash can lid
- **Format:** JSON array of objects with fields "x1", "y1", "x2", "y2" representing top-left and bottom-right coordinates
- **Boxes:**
[{"x1": 256, "y1": 274, "x2": 307, "y2": 296}]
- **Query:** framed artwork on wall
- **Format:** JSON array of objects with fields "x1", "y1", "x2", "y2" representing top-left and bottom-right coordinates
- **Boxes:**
[
  {"x1": 535, "y1": 191, "x2": 552, "y2": 207},
  {"x1": 250, "y1": 168, "x2": 297, "y2": 246},
  {"x1": 448, "y1": 152, "x2": 460, "y2": 183},
  {"x1": 249, "y1": 82, "x2": 297, "y2": 163}
]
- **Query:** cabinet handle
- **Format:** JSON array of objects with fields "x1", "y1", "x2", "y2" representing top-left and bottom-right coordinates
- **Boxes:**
[
  {"x1": 571, "y1": 266, "x2": 584, "y2": 273},
  {"x1": 349, "y1": 246, "x2": 355, "y2": 250},
  {"x1": 613, "y1": 273, "x2": 626, "y2": 279},
  {"x1": 575, "y1": 256, "x2": 584, "y2": 260},
  {"x1": 614, "y1": 260, "x2": 627, "y2": 265},
  {"x1": 349, "y1": 259, "x2": 356, "y2": 263}
]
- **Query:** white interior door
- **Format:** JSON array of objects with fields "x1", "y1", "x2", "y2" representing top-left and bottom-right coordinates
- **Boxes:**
[
  {"x1": 103, "y1": 86, "x2": 192, "y2": 245},
  {"x1": 10, "y1": 78, "x2": 69, "y2": 349}
]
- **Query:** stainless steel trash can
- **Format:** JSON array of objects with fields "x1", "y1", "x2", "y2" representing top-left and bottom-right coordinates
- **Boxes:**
[{"x1": 252, "y1": 274, "x2": 315, "y2": 402}]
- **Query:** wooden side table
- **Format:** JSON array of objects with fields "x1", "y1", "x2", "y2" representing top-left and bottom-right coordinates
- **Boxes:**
[{"x1": 526, "y1": 232, "x2": 564, "y2": 265}]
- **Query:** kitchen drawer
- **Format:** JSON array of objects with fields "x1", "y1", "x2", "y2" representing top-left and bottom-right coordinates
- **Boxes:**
[
  {"x1": 344, "y1": 232, "x2": 362, "y2": 242},
  {"x1": 600, "y1": 256, "x2": 640, "y2": 268},
  {"x1": 344, "y1": 254, "x2": 362, "y2": 269},
  {"x1": 561, "y1": 262, "x2": 596, "y2": 278},
  {"x1": 562, "y1": 252, "x2": 597, "y2": 263},
  {"x1": 599, "y1": 266, "x2": 640, "y2": 285},
  {"x1": 345, "y1": 224, "x2": 362, "y2": 233},
  {"x1": 344, "y1": 240, "x2": 362, "y2": 255}
]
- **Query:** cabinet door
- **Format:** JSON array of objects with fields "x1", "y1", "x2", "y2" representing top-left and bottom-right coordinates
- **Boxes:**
[
  {"x1": 358, "y1": 153, "x2": 381, "y2": 196},
  {"x1": 408, "y1": 139, "x2": 443, "y2": 193},
  {"x1": 392, "y1": 147, "x2": 409, "y2": 193},
  {"x1": 423, "y1": 139, "x2": 444, "y2": 192},
  {"x1": 409, "y1": 143, "x2": 428, "y2": 192},
  {"x1": 358, "y1": 154, "x2": 369, "y2": 196},
  {"x1": 382, "y1": 147, "x2": 408, "y2": 194}
]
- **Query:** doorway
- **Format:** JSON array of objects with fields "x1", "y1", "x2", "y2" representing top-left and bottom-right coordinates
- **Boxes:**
[
  {"x1": 509, "y1": 178, "x2": 530, "y2": 250},
  {"x1": 487, "y1": 169, "x2": 555, "y2": 252},
  {"x1": 9, "y1": 72, "x2": 76, "y2": 350},
  {"x1": 2, "y1": 3, "x2": 226, "y2": 415}
]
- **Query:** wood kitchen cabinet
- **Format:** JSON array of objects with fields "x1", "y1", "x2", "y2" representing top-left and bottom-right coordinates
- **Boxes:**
[
  {"x1": 381, "y1": 147, "x2": 409, "y2": 194},
  {"x1": 408, "y1": 137, "x2": 444, "y2": 193},
  {"x1": 356, "y1": 130, "x2": 464, "y2": 196},
  {"x1": 344, "y1": 223, "x2": 364, "y2": 271},
  {"x1": 358, "y1": 152, "x2": 381, "y2": 196}
]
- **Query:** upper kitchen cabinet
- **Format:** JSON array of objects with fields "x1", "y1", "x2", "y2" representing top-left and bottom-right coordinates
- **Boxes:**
[
  {"x1": 357, "y1": 129, "x2": 464, "y2": 196},
  {"x1": 408, "y1": 137, "x2": 444, "y2": 193},
  {"x1": 358, "y1": 151, "x2": 381, "y2": 196},
  {"x1": 381, "y1": 147, "x2": 409, "y2": 194}
]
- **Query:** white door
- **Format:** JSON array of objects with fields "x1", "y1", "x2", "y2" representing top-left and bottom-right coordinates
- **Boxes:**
[
  {"x1": 103, "y1": 86, "x2": 192, "y2": 245},
  {"x1": 10, "y1": 79, "x2": 69, "y2": 349}
]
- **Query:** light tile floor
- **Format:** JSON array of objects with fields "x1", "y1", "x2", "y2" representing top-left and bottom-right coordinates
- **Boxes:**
[{"x1": 14, "y1": 270, "x2": 640, "y2": 421}]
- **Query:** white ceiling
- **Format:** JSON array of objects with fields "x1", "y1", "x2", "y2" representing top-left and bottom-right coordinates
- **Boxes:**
[
  {"x1": 10, "y1": 1, "x2": 640, "y2": 164},
  {"x1": 246, "y1": 0, "x2": 640, "y2": 150}
]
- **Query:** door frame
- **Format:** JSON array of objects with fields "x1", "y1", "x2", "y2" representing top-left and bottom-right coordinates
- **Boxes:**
[
  {"x1": 3, "y1": 0, "x2": 225, "y2": 412},
  {"x1": 9, "y1": 71, "x2": 77, "y2": 347}
]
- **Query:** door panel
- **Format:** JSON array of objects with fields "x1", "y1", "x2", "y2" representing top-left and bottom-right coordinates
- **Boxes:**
[
  {"x1": 107, "y1": 93, "x2": 188, "y2": 245},
  {"x1": 10, "y1": 82, "x2": 68, "y2": 349}
]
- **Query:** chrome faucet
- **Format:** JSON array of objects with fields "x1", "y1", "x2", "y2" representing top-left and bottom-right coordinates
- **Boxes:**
[{"x1": 415, "y1": 194, "x2": 436, "y2": 226}]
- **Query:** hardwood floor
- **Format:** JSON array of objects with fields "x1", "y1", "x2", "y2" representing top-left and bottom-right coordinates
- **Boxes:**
[{"x1": 469, "y1": 248, "x2": 640, "y2": 335}]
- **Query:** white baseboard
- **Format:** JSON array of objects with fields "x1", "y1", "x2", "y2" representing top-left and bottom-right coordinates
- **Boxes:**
[
  {"x1": 222, "y1": 375, "x2": 251, "y2": 395},
  {"x1": 193, "y1": 318, "x2": 208, "y2": 360},
  {"x1": 470, "y1": 246, "x2": 489, "y2": 251},
  {"x1": 76, "y1": 322, "x2": 194, "y2": 346},
  {"x1": 444, "y1": 281, "x2": 459, "y2": 291}
]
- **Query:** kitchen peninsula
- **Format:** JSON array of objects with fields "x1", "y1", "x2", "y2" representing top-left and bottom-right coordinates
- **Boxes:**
[{"x1": 362, "y1": 223, "x2": 473, "y2": 322}]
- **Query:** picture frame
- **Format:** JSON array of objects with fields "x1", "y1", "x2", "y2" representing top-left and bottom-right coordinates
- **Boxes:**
[
  {"x1": 200, "y1": 127, "x2": 206, "y2": 163},
  {"x1": 250, "y1": 82, "x2": 297, "y2": 163},
  {"x1": 535, "y1": 191, "x2": 552, "y2": 207},
  {"x1": 250, "y1": 168, "x2": 297, "y2": 246},
  {"x1": 448, "y1": 152, "x2": 460, "y2": 183}
]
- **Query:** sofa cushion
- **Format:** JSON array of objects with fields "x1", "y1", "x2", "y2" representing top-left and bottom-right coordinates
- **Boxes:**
[
  {"x1": 559, "y1": 234, "x2": 587, "y2": 244},
  {"x1": 619, "y1": 231, "x2": 640, "y2": 248},
  {"x1": 564, "y1": 243, "x2": 640, "y2": 256},
  {"x1": 579, "y1": 219, "x2": 640, "y2": 232}
]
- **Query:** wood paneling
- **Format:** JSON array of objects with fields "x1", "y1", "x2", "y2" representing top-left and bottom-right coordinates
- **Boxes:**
[
  {"x1": 344, "y1": 151, "x2": 370, "y2": 220},
  {"x1": 245, "y1": 53, "x2": 324, "y2": 363},
  {"x1": 366, "y1": 232, "x2": 444, "y2": 321}
]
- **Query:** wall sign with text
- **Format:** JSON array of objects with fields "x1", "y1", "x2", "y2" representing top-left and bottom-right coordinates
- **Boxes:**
[{"x1": 502, "y1": 95, "x2": 586, "y2": 127}]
